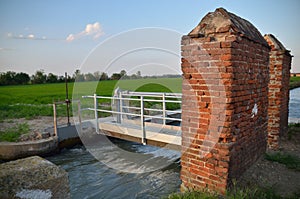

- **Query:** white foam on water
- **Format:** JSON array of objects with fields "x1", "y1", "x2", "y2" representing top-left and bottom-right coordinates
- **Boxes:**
[
  {"x1": 289, "y1": 117, "x2": 300, "y2": 124},
  {"x1": 136, "y1": 144, "x2": 180, "y2": 159},
  {"x1": 16, "y1": 189, "x2": 52, "y2": 199}
]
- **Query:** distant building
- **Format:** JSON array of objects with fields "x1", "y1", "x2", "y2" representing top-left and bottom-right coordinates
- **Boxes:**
[{"x1": 291, "y1": 73, "x2": 300, "y2": 77}]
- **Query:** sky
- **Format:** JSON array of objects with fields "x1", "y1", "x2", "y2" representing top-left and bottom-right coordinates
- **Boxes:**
[{"x1": 0, "y1": 0, "x2": 299, "y2": 76}]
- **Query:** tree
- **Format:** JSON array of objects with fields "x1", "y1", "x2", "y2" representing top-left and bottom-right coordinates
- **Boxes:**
[
  {"x1": 120, "y1": 70, "x2": 127, "y2": 77},
  {"x1": 73, "y1": 69, "x2": 80, "y2": 78},
  {"x1": 0, "y1": 71, "x2": 30, "y2": 85},
  {"x1": 58, "y1": 76, "x2": 65, "y2": 83},
  {"x1": 0, "y1": 71, "x2": 15, "y2": 85},
  {"x1": 15, "y1": 72, "x2": 30, "y2": 85},
  {"x1": 100, "y1": 72, "x2": 109, "y2": 81},
  {"x1": 111, "y1": 73, "x2": 122, "y2": 80},
  {"x1": 46, "y1": 73, "x2": 58, "y2": 83},
  {"x1": 0, "y1": 73, "x2": 6, "y2": 85},
  {"x1": 130, "y1": 74, "x2": 137, "y2": 79},
  {"x1": 93, "y1": 71, "x2": 101, "y2": 81},
  {"x1": 84, "y1": 73, "x2": 96, "y2": 81},
  {"x1": 136, "y1": 71, "x2": 141, "y2": 78},
  {"x1": 31, "y1": 70, "x2": 46, "y2": 84},
  {"x1": 73, "y1": 69, "x2": 84, "y2": 82}
]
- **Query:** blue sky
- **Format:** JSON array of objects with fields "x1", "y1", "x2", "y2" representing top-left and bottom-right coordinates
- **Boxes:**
[{"x1": 0, "y1": 0, "x2": 299, "y2": 76}]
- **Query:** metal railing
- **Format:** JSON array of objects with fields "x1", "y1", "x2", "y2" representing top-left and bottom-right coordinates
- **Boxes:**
[{"x1": 81, "y1": 90, "x2": 182, "y2": 145}]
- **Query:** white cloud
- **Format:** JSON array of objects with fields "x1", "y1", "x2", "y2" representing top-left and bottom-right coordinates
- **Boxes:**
[
  {"x1": 7, "y1": 33, "x2": 48, "y2": 40},
  {"x1": 0, "y1": 47, "x2": 14, "y2": 51},
  {"x1": 66, "y1": 34, "x2": 75, "y2": 42},
  {"x1": 66, "y1": 22, "x2": 104, "y2": 42},
  {"x1": 28, "y1": 34, "x2": 35, "y2": 39}
]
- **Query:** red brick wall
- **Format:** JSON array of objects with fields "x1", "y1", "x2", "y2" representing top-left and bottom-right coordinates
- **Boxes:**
[
  {"x1": 180, "y1": 8, "x2": 270, "y2": 194},
  {"x1": 264, "y1": 34, "x2": 292, "y2": 150}
]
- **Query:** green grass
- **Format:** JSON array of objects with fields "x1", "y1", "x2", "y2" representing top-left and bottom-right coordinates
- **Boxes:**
[
  {"x1": 290, "y1": 76, "x2": 300, "y2": 90},
  {"x1": 0, "y1": 75, "x2": 298, "y2": 120},
  {"x1": 265, "y1": 152, "x2": 300, "y2": 171},
  {"x1": 167, "y1": 186, "x2": 283, "y2": 199},
  {"x1": 288, "y1": 123, "x2": 300, "y2": 128},
  {"x1": 0, "y1": 122, "x2": 30, "y2": 142},
  {"x1": 0, "y1": 78, "x2": 182, "y2": 120},
  {"x1": 288, "y1": 123, "x2": 300, "y2": 140},
  {"x1": 167, "y1": 191, "x2": 217, "y2": 199}
]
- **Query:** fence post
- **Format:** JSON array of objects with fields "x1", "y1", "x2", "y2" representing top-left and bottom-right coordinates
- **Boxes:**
[
  {"x1": 53, "y1": 103, "x2": 58, "y2": 137},
  {"x1": 78, "y1": 101, "x2": 82, "y2": 134},
  {"x1": 94, "y1": 93, "x2": 99, "y2": 134},
  {"x1": 116, "y1": 90, "x2": 122, "y2": 123},
  {"x1": 140, "y1": 96, "x2": 146, "y2": 145},
  {"x1": 162, "y1": 93, "x2": 166, "y2": 125}
]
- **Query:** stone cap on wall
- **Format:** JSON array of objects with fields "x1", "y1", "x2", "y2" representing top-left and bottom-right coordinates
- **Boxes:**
[
  {"x1": 189, "y1": 8, "x2": 268, "y2": 47},
  {"x1": 264, "y1": 34, "x2": 292, "y2": 56}
]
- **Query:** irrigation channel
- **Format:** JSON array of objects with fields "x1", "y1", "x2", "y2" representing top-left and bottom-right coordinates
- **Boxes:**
[{"x1": 46, "y1": 87, "x2": 300, "y2": 199}]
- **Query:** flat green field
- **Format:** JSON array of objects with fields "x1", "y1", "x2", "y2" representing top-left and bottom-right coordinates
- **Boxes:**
[
  {"x1": 0, "y1": 78, "x2": 182, "y2": 120},
  {"x1": 1, "y1": 76, "x2": 299, "y2": 120},
  {"x1": 290, "y1": 76, "x2": 300, "y2": 90}
]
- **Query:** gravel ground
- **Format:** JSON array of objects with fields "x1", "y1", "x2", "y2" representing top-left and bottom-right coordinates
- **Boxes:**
[
  {"x1": 0, "y1": 117, "x2": 73, "y2": 141},
  {"x1": 239, "y1": 126, "x2": 300, "y2": 197}
]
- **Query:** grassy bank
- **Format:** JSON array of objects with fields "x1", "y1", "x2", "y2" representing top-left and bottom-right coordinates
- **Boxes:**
[
  {"x1": 290, "y1": 76, "x2": 300, "y2": 90},
  {"x1": 167, "y1": 186, "x2": 283, "y2": 199},
  {"x1": 0, "y1": 123, "x2": 30, "y2": 142}
]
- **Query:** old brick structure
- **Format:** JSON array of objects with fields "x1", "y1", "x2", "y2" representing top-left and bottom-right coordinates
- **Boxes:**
[
  {"x1": 264, "y1": 34, "x2": 292, "y2": 150},
  {"x1": 181, "y1": 8, "x2": 271, "y2": 193}
]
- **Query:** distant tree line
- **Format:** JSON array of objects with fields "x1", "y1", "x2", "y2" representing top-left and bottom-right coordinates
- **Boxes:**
[
  {"x1": 0, "y1": 70, "x2": 69, "y2": 86},
  {"x1": 0, "y1": 69, "x2": 181, "y2": 86}
]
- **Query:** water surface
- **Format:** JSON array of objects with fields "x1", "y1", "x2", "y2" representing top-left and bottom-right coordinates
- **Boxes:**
[{"x1": 47, "y1": 139, "x2": 181, "y2": 199}]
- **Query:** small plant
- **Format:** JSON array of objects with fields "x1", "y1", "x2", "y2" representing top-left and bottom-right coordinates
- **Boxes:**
[
  {"x1": 167, "y1": 191, "x2": 217, "y2": 199},
  {"x1": 288, "y1": 123, "x2": 300, "y2": 128},
  {"x1": 287, "y1": 123, "x2": 300, "y2": 140},
  {"x1": 167, "y1": 185, "x2": 283, "y2": 199},
  {"x1": 0, "y1": 122, "x2": 30, "y2": 142},
  {"x1": 167, "y1": 178, "x2": 291, "y2": 199},
  {"x1": 265, "y1": 152, "x2": 300, "y2": 171}
]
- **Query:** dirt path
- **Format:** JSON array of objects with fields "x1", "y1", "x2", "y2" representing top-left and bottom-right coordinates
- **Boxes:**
[{"x1": 239, "y1": 126, "x2": 300, "y2": 197}]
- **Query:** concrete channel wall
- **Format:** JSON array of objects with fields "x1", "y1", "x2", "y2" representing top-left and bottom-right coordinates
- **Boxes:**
[
  {"x1": 0, "y1": 124, "x2": 82, "y2": 161},
  {"x1": 0, "y1": 137, "x2": 58, "y2": 161}
]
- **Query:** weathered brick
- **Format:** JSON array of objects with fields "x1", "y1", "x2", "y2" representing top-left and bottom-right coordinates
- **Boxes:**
[
  {"x1": 264, "y1": 34, "x2": 292, "y2": 150},
  {"x1": 181, "y1": 7, "x2": 274, "y2": 195}
]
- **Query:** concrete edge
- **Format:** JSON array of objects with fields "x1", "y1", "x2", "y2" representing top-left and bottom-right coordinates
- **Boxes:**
[{"x1": 0, "y1": 136, "x2": 58, "y2": 161}]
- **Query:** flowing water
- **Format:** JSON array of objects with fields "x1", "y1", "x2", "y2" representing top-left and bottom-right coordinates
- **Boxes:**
[
  {"x1": 47, "y1": 139, "x2": 181, "y2": 199},
  {"x1": 46, "y1": 88, "x2": 300, "y2": 199},
  {"x1": 289, "y1": 87, "x2": 300, "y2": 120}
]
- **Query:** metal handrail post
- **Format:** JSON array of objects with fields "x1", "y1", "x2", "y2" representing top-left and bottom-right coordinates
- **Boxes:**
[
  {"x1": 162, "y1": 93, "x2": 166, "y2": 125},
  {"x1": 140, "y1": 96, "x2": 146, "y2": 145},
  {"x1": 116, "y1": 91, "x2": 122, "y2": 123},
  {"x1": 78, "y1": 101, "x2": 82, "y2": 134},
  {"x1": 94, "y1": 93, "x2": 99, "y2": 133},
  {"x1": 53, "y1": 103, "x2": 58, "y2": 137}
]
